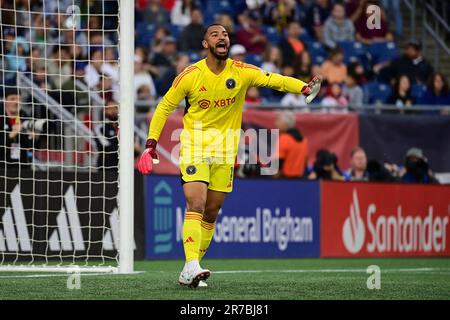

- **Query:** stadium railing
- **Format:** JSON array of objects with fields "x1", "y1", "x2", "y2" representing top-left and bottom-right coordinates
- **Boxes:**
[
  {"x1": 18, "y1": 73, "x2": 99, "y2": 169},
  {"x1": 422, "y1": 0, "x2": 450, "y2": 70}
]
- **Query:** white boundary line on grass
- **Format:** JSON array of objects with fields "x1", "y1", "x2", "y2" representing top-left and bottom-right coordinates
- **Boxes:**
[
  {"x1": 213, "y1": 267, "x2": 450, "y2": 274},
  {"x1": 1, "y1": 267, "x2": 449, "y2": 279},
  {"x1": 0, "y1": 271, "x2": 145, "y2": 279}
]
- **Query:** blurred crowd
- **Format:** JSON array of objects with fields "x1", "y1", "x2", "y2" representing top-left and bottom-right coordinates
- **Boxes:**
[
  {"x1": 0, "y1": 0, "x2": 447, "y2": 177},
  {"x1": 241, "y1": 110, "x2": 440, "y2": 184},
  {"x1": 1, "y1": 0, "x2": 450, "y2": 114},
  {"x1": 132, "y1": 0, "x2": 450, "y2": 113}
]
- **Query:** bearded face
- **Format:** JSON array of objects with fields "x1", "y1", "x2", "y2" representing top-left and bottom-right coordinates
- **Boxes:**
[{"x1": 203, "y1": 25, "x2": 230, "y2": 61}]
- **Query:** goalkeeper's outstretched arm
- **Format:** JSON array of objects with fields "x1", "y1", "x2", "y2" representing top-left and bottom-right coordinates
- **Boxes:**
[{"x1": 245, "y1": 65, "x2": 322, "y2": 104}]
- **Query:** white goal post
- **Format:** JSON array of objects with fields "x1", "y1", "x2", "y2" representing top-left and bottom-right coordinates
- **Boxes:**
[{"x1": 0, "y1": 0, "x2": 134, "y2": 273}]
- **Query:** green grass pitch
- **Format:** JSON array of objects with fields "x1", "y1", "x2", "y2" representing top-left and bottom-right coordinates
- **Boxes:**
[{"x1": 0, "y1": 258, "x2": 449, "y2": 300}]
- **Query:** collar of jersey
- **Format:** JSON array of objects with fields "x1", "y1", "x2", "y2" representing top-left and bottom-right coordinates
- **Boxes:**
[{"x1": 203, "y1": 58, "x2": 231, "y2": 77}]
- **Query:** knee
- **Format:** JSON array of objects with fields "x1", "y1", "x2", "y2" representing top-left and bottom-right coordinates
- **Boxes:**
[
  {"x1": 186, "y1": 198, "x2": 206, "y2": 214},
  {"x1": 204, "y1": 203, "x2": 221, "y2": 222}
]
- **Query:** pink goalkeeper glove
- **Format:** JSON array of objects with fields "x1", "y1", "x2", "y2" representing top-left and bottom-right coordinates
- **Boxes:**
[
  {"x1": 138, "y1": 139, "x2": 160, "y2": 175},
  {"x1": 301, "y1": 75, "x2": 322, "y2": 104}
]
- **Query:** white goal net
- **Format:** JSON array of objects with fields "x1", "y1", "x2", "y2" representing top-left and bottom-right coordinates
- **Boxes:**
[{"x1": 0, "y1": 0, "x2": 134, "y2": 273}]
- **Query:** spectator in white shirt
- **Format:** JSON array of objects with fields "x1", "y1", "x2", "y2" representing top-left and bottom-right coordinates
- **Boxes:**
[
  {"x1": 134, "y1": 54, "x2": 157, "y2": 101},
  {"x1": 281, "y1": 93, "x2": 308, "y2": 108},
  {"x1": 261, "y1": 45, "x2": 282, "y2": 74},
  {"x1": 171, "y1": 0, "x2": 198, "y2": 27},
  {"x1": 84, "y1": 49, "x2": 119, "y2": 89}
]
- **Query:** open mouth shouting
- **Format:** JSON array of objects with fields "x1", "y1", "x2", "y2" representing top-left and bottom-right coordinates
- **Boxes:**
[{"x1": 215, "y1": 41, "x2": 228, "y2": 55}]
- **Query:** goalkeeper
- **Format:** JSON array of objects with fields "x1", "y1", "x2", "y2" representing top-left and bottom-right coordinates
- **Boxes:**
[{"x1": 138, "y1": 24, "x2": 321, "y2": 288}]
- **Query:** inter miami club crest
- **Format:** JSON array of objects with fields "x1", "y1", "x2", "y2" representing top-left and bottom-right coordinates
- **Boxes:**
[
  {"x1": 186, "y1": 165, "x2": 197, "y2": 175},
  {"x1": 225, "y1": 78, "x2": 236, "y2": 89}
]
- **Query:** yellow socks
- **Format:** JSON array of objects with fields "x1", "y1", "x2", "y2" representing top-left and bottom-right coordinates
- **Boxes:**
[
  {"x1": 182, "y1": 211, "x2": 203, "y2": 262},
  {"x1": 199, "y1": 220, "x2": 216, "y2": 261}
]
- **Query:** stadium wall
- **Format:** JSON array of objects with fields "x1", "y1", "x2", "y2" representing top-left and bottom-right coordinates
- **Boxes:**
[
  {"x1": 144, "y1": 176, "x2": 450, "y2": 259},
  {"x1": 2, "y1": 172, "x2": 449, "y2": 260},
  {"x1": 0, "y1": 170, "x2": 146, "y2": 261},
  {"x1": 139, "y1": 111, "x2": 450, "y2": 175},
  {"x1": 145, "y1": 175, "x2": 321, "y2": 259}
]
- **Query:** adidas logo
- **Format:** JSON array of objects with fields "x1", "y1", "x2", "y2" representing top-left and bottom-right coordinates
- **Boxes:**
[
  {"x1": 184, "y1": 236, "x2": 194, "y2": 244},
  {"x1": 0, "y1": 185, "x2": 136, "y2": 253},
  {"x1": 199, "y1": 86, "x2": 207, "y2": 92},
  {"x1": 0, "y1": 185, "x2": 31, "y2": 252}
]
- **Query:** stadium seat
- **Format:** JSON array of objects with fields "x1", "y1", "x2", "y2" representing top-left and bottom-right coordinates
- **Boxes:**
[
  {"x1": 364, "y1": 81, "x2": 392, "y2": 104},
  {"x1": 245, "y1": 53, "x2": 263, "y2": 67},
  {"x1": 307, "y1": 42, "x2": 327, "y2": 65},
  {"x1": 135, "y1": 22, "x2": 155, "y2": 47},
  {"x1": 263, "y1": 25, "x2": 281, "y2": 44},
  {"x1": 368, "y1": 42, "x2": 399, "y2": 65},
  {"x1": 337, "y1": 41, "x2": 367, "y2": 65},
  {"x1": 205, "y1": 0, "x2": 234, "y2": 16},
  {"x1": 299, "y1": 30, "x2": 313, "y2": 44},
  {"x1": 169, "y1": 25, "x2": 184, "y2": 40},
  {"x1": 188, "y1": 51, "x2": 202, "y2": 63},
  {"x1": 411, "y1": 84, "x2": 427, "y2": 101}
]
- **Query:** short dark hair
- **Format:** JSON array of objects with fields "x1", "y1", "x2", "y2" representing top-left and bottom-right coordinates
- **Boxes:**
[
  {"x1": 329, "y1": 47, "x2": 344, "y2": 58},
  {"x1": 4, "y1": 87, "x2": 20, "y2": 98},
  {"x1": 407, "y1": 39, "x2": 422, "y2": 51},
  {"x1": 203, "y1": 23, "x2": 226, "y2": 39}
]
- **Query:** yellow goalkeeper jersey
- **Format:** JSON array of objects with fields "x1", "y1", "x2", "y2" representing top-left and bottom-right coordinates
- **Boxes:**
[{"x1": 148, "y1": 58, "x2": 307, "y2": 164}]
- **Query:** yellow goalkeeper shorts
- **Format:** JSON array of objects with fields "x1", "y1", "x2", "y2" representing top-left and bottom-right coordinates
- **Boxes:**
[{"x1": 180, "y1": 162, "x2": 235, "y2": 193}]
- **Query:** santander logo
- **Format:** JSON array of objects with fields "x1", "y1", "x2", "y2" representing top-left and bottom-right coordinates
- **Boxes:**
[
  {"x1": 341, "y1": 188, "x2": 449, "y2": 255},
  {"x1": 342, "y1": 190, "x2": 365, "y2": 254}
]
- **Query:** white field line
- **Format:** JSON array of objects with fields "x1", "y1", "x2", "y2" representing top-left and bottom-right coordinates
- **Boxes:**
[
  {"x1": 213, "y1": 267, "x2": 450, "y2": 274},
  {"x1": 1, "y1": 268, "x2": 449, "y2": 279},
  {"x1": 0, "y1": 271, "x2": 145, "y2": 279}
]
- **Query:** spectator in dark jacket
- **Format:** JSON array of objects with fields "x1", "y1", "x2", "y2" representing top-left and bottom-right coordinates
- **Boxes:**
[
  {"x1": 306, "y1": 0, "x2": 332, "y2": 41},
  {"x1": 179, "y1": 8, "x2": 205, "y2": 52},
  {"x1": 95, "y1": 101, "x2": 119, "y2": 170},
  {"x1": 401, "y1": 147, "x2": 439, "y2": 184},
  {"x1": 0, "y1": 91, "x2": 36, "y2": 169},
  {"x1": 142, "y1": 0, "x2": 170, "y2": 27},
  {"x1": 382, "y1": 40, "x2": 434, "y2": 85},
  {"x1": 279, "y1": 21, "x2": 306, "y2": 67},
  {"x1": 308, "y1": 149, "x2": 345, "y2": 181},
  {"x1": 387, "y1": 74, "x2": 415, "y2": 109}
]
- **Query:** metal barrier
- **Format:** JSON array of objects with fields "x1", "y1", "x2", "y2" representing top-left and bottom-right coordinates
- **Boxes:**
[{"x1": 421, "y1": 0, "x2": 450, "y2": 70}]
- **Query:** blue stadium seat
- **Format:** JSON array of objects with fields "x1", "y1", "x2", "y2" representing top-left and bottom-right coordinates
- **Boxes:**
[
  {"x1": 411, "y1": 84, "x2": 427, "y2": 101},
  {"x1": 205, "y1": 0, "x2": 234, "y2": 16},
  {"x1": 364, "y1": 81, "x2": 392, "y2": 104},
  {"x1": 263, "y1": 26, "x2": 281, "y2": 44},
  {"x1": 299, "y1": 30, "x2": 313, "y2": 43},
  {"x1": 259, "y1": 87, "x2": 276, "y2": 102},
  {"x1": 368, "y1": 42, "x2": 399, "y2": 65},
  {"x1": 307, "y1": 42, "x2": 327, "y2": 65},
  {"x1": 337, "y1": 41, "x2": 367, "y2": 64},
  {"x1": 170, "y1": 25, "x2": 184, "y2": 40},
  {"x1": 188, "y1": 51, "x2": 202, "y2": 63},
  {"x1": 245, "y1": 53, "x2": 263, "y2": 67},
  {"x1": 135, "y1": 22, "x2": 155, "y2": 47}
]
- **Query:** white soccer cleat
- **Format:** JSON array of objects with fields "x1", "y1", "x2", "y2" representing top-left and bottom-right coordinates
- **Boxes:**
[{"x1": 178, "y1": 264, "x2": 211, "y2": 288}]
